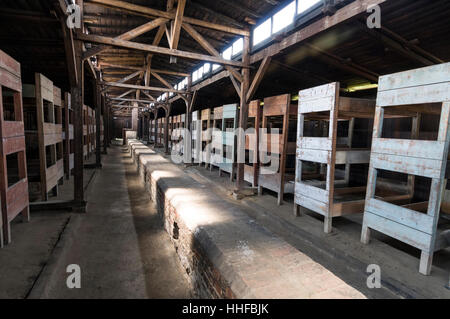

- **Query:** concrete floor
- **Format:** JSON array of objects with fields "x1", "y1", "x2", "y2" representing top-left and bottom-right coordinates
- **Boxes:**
[
  {"x1": 0, "y1": 147, "x2": 192, "y2": 299},
  {"x1": 0, "y1": 168, "x2": 95, "y2": 299},
  {"x1": 38, "y1": 146, "x2": 192, "y2": 298}
]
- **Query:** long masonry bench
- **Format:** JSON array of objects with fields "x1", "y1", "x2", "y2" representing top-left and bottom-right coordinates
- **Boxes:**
[{"x1": 126, "y1": 139, "x2": 366, "y2": 299}]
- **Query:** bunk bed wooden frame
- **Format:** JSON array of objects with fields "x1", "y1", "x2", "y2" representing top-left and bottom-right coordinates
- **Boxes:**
[
  {"x1": 244, "y1": 100, "x2": 262, "y2": 187},
  {"x1": 83, "y1": 104, "x2": 88, "y2": 158},
  {"x1": 191, "y1": 111, "x2": 201, "y2": 163},
  {"x1": 218, "y1": 104, "x2": 237, "y2": 181},
  {"x1": 258, "y1": 94, "x2": 297, "y2": 205},
  {"x1": 0, "y1": 50, "x2": 29, "y2": 246},
  {"x1": 293, "y1": 82, "x2": 376, "y2": 233},
  {"x1": 210, "y1": 106, "x2": 223, "y2": 171},
  {"x1": 23, "y1": 74, "x2": 64, "y2": 201},
  {"x1": 63, "y1": 92, "x2": 74, "y2": 179},
  {"x1": 361, "y1": 63, "x2": 450, "y2": 275},
  {"x1": 200, "y1": 108, "x2": 213, "y2": 167}
]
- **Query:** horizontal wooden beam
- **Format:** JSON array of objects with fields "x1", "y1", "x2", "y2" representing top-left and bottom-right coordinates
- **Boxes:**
[
  {"x1": 151, "y1": 69, "x2": 190, "y2": 77},
  {"x1": 77, "y1": 33, "x2": 248, "y2": 68},
  {"x1": 102, "y1": 81, "x2": 191, "y2": 94},
  {"x1": 83, "y1": 17, "x2": 168, "y2": 60},
  {"x1": 99, "y1": 63, "x2": 145, "y2": 71},
  {"x1": 85, "y1": 0, "x2": 249, "y2": 36},
  {"x1": 109, "y1": 97, "x2": 155, "y2": 103},
  {"x1": 306, "y1": 43, "x2": 379, "y2": 82}
]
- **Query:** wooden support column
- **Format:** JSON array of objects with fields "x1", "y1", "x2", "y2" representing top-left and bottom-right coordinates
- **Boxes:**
[
  {"x1": 148, "y1": 113, "x2": 153, "y2": 144},
  {"x1": 153, "y1": 109, "x2": 158, "y2": 146},
  {"x1": 102, "y1": 95, "x2": 108, "y2": 154},
  {"x1": 184, "y1": 76, "x2": 193, "y2": 164},
  {"x1": 95, "y1": 74, "x2": 102, "y2": 167},
  {"x1": 235, "y1": 32, "x2": 251, "y2": 192},
  {"x1": 72, "y1": 38, "x2": 85, "y2": 210},
  {"x1": 131, "y1": 103, "x2": 139, "y2": 131},
  {"x1": 164, "y1": 103, "x2": 171, "y2": 154}
]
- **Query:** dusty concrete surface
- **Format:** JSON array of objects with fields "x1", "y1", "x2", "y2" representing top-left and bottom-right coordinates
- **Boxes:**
[
  {"x1": 0, "y1": 169, "x2": 95, "y2": 299},
  {"x1": 35, "y1": 146, "x2": 192, "y2": 299},
  {"x1": 0, "y1": 212, "x2": 70, "y2": 299}
]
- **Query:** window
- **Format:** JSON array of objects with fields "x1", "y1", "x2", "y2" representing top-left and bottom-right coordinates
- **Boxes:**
[
  {"x1": 197, "y1": 66, "x2": 204, "y2": 79},
  {"x1": 193, "y1": 70, "x2": 199, "y2": 82},
  {"x1": 222, "y1": 47, "x2": 232, "y2": 60},
  {"x1": 232, "y1": 38, "x2": 243, "y2": 56},
  {"x1": 272, "y1": 1, "x2": 295, "y2": 34},
  {"x1": 212, "y1": 64, "x2": 220, "y2": 71},
  {"x1": 253, "y1": 18, "x2": 271, "y2": 46},
  {"x1": 203, "y1": 63, "x2": 211, "y2": 74},
  {"x1": 297, "y1": 0, "x2": 321, "y2": 15}
]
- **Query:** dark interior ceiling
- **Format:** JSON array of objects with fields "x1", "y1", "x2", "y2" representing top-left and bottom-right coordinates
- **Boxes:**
[{"x1": 0, "y1": 0, "x2": 450, "y2": 118}]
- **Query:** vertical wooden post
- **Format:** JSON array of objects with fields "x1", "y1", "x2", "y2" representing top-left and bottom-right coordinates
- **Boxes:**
[
  {"x1": 153, "y1": 109, "x2": 158, "y2": 146},
  {"x1": 184, "y1": 76, "x2": 193, "y2": 164},
  {"x1": 164, "y1": 103, "x2": 171, "y2": 154},
  {"x1": 95, "y1": 73, "x2": 102, "y2": 167},
  {"x1": 131, "y1": 104, "x2": 138, "y2": 131},
  {"x1": 72, "y1": 38, "x2": 85, "y2": 210},
  {"x1": 102, "y1": 95, "x2": 108, "y2": 154},
  {"x1": 235, "y1": 32, "x2": 250, "y2": 191}
]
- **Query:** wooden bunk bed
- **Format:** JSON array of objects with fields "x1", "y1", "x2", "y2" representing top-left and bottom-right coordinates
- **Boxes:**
[
  {"x1": 218, "y1": 104, "x2": 237, "y2": 181},
  {"x1": 23, "y1": 73, "x2": 63, "y2": 201},
  {"x1": 100, "y1": 116, "x2": 104, "y2": 149},
  {"x1": 179, "y1": 114, "x2": 186, "y2": 157},
  {"x1": 168, "y1": 115, "x2": 174, "y2": 151},
  {"x1": 293, "y1": 82, "x2": 376, "y2": 233},
  {"x1": 361, "y1": 63, "x2": 450, "y2": 275},
  {"x1": 210, "y1": 106, "x2": 223, "y2": 172},
  {"x1": 83, "y1": 104, "x2": 88, "y2": 158},
  {"x1": 258, "y1": 94, "x2": 297, "y2": 205},
  {"x1": 157, "y1": 117, "x2": 164, "y2": 147},
  {"x1": 200, "y1": 108, "x2": 213, "y2": 167},
  {"x1": 89, "y1": 107, "x2": 95, "y2": 155},
  {"x1": 0, "y1": 50, "x2": 30, "y2": 246},
  {"x1": 63, "y1": 92, "x2": 74, "y2": 179},
  {"x1": 92, "y1": 109, "x2": 97, "y2": 153},
  {"x1": 149, "y1": 118, "x2": 155, "y2": 144},
  {"x1": 244, "y1": 100, "x2": 262, "y2": 187},
  {"x1": 191, "y1": 111, "x2": 201, "y2": 163}
]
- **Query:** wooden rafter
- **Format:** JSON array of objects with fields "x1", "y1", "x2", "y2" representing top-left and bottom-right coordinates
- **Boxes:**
[
  {"x1": 170, "y1": 0, "x2": 186, "y2": 51},
  {"x1": 85, "y1": 0, "x2": 250, "y2": 36},
  {"x1": 102, "y1": 81, "x2": 191, "y2": 94},
  {"x1": 77, "y1": 33, "x2": 248, "y2": 68},
  {"x1": 182, "y1": 22, "x2": 243, "y2": 81},
  {"x1": 152, "y1": 71, "x2": 189, "y2": 104},
  {"x1": 306, "y1": 43, "x2": 379, "y2": 82},
  {"x1": 99, "y1": 62, "x2": 144, "y2": 71},
  {"x1": 246, "y1": 56, "x2": 271, "y2": 103},
  {"x1": 83, "y1": 17, "x2": 168, "y2": 60},
  {"x1": 109, "y1": 97, "x2": 154, "y2": 103}
]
